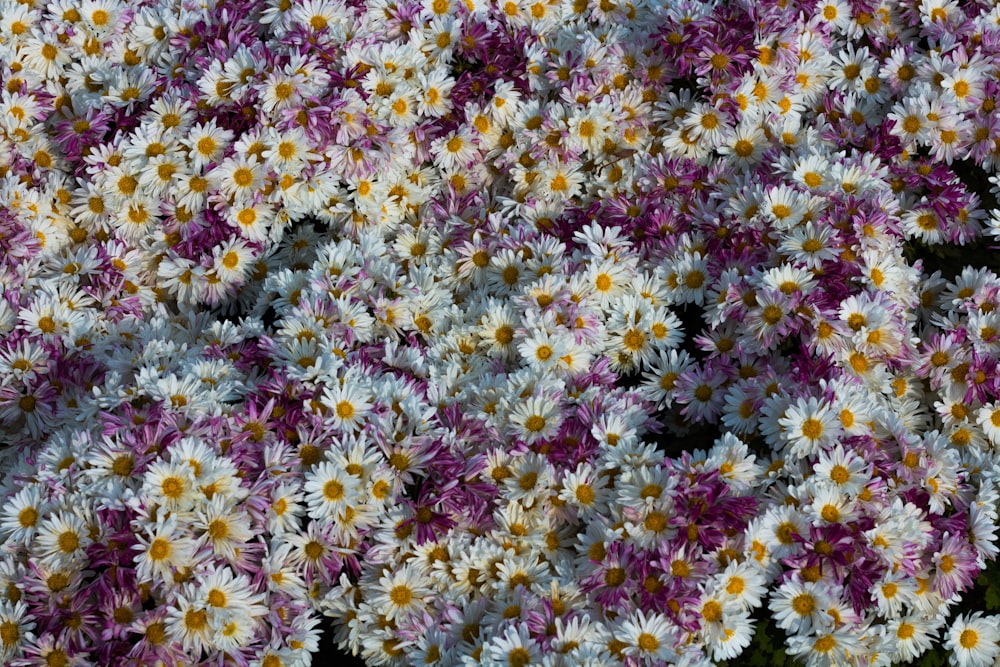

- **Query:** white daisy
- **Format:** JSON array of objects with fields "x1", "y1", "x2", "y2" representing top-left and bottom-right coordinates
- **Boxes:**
[
  {"x1": 142, "y1": 460, "x2": 199, "y2": 513},
  {"x1": 0, "y1": 599, "x2": 35, "y2": 662},
  {"x1": 370, "y1": 563, "x2": 431, "y2": 623},
  {"x1": 182, "y1": 119, "x2": 234, "y2": 171},
  {"x1": 0, "y1": 484, "x2": 47, "y2": 545},
  {"x1": 319, "y1": 382, "x2": 373, "y2": 432},
  {"x1": 508, "y1": 395, "x2": 563, "y2": 444},
  {"x1": 303, "y1": 460, "x2": 361, "y2": 520},
  {"x1": 33, "y1": 510, "x2": 91, "y2": 568},
  {"x1": 133, "y1": 516, "x2": 198, "y2": 584},
  {"x1": 620, "y1": 609, "x2": 678, "y2": 663},
  {"x1": 946, "y1": 613, "x2": 1000, "y2": 667},
  {"x1": 778, "y1": 396, "x2": 842, "y2": 459}
]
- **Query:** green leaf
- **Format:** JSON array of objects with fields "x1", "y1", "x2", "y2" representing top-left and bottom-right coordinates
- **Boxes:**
[
  {"x1": 917, "y1": 648, "x2": 946, "y2": 667},
  {"x1": 986, "y1": 581, "x2": 1000, "y2": 611}
]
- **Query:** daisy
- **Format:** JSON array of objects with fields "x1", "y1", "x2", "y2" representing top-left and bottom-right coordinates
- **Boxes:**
[
  {"x1": 303, "y1": 460, "x2": 361, "y2": 520},
  {"x1": 165, "y1": 591, "x2": 215, "y2": 654},
  {"x1": 770, "y1": 576, "x2": 830, "y2": 634},
  {"x1": 945, "y1": 613, "x2": 1000, "y2": 667},
  {"x1": 717, "y1": 125, "x2": 766, "y2": 169},
  {"x1": 872, "y1": 570, "x2": 919, "y2": 618},
  {"x1": 508, "y1": 395, "x2": 564, "y2": 445},
  {"x1": 33, "y1": 510, "x2": 91, "y2": 568},
  {"x1": 183, "y1": 119, "x2": 233, "y2": 171},
  {"x1": 195, "y1": 565, "x2": 267, "y2": 620},
  {"x1": 213, "y1": 238, "x2": 255, "y2": 284},
  {"x1": 888, "y1": 614, "x2": 941, "y2": 663},
  {"x1": 779, "y1": 396, "x2": 842, "y2": 459},
  {"x1": 812, "y1": 444, "x2": 869, "y2": 496},
  {"x1": 816, "y1": 0, "x2": 852, "y2": 32},
  {"x1": 416, "y1": 69, "x2": 455, "y2": 117},
  {"x1": 20, "y1": 33, "x2": 71, "y2": 79},
  {"x1": 431, "y1": 127, "x2": 479, "y2": 171},
  {"x1": 558, "y1": 462, "x2": 606, "y2": 517},
  {"x1": 262, "y1": 127, "x2": 316, "y2": 171},
  {"x1": 213, "y1": 156, "x2": 265, "y2": 202},
  {"x1": 210, "y1": 610, "x2": 258, "y2": 654},
  {"x1": 0, "y1": 600, "x2": 35, "y2": 662},
  {"x1": 620, "y1": 610, "x2": 677, "y2": 663},
  {"x1": 192, "y1": 497, "x2": 254, "y2": 562},
  {"x1": 503, "y1": 452, "x2": 553, "y2": 508},
  {"x1": 901, "y1": 205, "x2": 947, "y2": 244},
  {"x1": 714, "y1": 560, "x2": 767, "y2": 611},
  {"x1": 142, "y1": 459, "x2": 199, "y2": 513},
  {"x1": 319, "y1": 382, "x2": 373, "y2": 432},
  {"x1": 133, "y1": 516, "x2": 198, "y2": 584},
  {"x1": 763, "y1": 185, "x2": 809, "y2": 230},
  {"x1": 482, "y1": 624, "x2": 538, "y2": 667},
  {"x1": 517, "y1": 328, "x2": 569, "y2": 371},
  {"x1": 977, "y1": 403, "x2": 1000, "y2": 446},
  {"x1": 787, "y1": 627, "x2": 865, "y2": 667},
  {"x1": 226, "y1": 201, "x2": 274, "y2": 243},
  {"x1": 0, "y1": 484, "x2": 46, "y2": 546}
]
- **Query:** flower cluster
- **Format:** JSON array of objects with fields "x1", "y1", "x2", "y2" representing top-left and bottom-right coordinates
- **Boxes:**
[{"x1": 3, "y1": 0, "x2": 1000, "y2": 665}]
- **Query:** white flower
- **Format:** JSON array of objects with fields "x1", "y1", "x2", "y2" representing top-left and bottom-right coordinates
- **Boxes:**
[
  {"x1": 946, "y1": 613, "x2": 1000, "y2": 667},
  {"x1": 508, "y1": 395, "x2": 564, "y2": 445},
  {"x1": 620, "y1": 610, "x2": 678, "y2": 663},
  {"x1": 0, "y1": 599, "x2": 35, "y2": 662},
  {"x1": 371, "y1": 563, "x2": 431, "y2": 623},
  {"x1": 133, "y1": 516, "x2": 198, "y2": 584},
  {"x1": 33, "y1": 510, "x2": 91, "y2": 568},
  {"x1": 779, "y1": 396, "x2": 842, "y2": 459},
  {"x1": 0, "y1": 484, "x2": 46, "y2": 546},
  {"x1": 319, "y1": 381, "x2": 373, "y2": 432},
  {"x1": 192, "y1": 497, "x2": 254, "y2": 562},
  {"x1": 887, "y1": 614, "x2": 941, "y2": 662},
  {"x1": 303, "y1": 460, "x2": 361, "y2": 520},
  {"x1": 143, "y1": 460, "x2": 199, "y2": 513},
  {"x1": 770, "y1": 577, "x2": 830, "y2": 634},
  {"x1": 812, "y1": 443, "x2": 870, "y2": 496},
  {"x1": 213, "y1": 238, "x2": 256, "y2": 284}
]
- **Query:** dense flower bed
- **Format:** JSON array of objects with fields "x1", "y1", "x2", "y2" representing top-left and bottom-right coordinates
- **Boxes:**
[{"x1": 3, "y1": 0, "x2": 1000, "y2": 665}]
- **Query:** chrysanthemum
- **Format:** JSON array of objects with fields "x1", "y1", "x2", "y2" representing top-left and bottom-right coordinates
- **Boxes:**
[
  {"x1": 303, "y1": 460, "x2": 361, "y2": 520},
  {"x1": 212, "y1": 156, "x2": 265, "y2": 202},
  {"x1": 192, "y1": 496, "x2": 254, "y2": 562},
  {"x1": 888, "y1": 614, "x2": 941, "y2": 662},
  {"x1": 812, "y1": 443, "x2": 869, "y2": 496},
  {"x1": 319, "y1": 381, "x2": 373, "y2": 432},
  {"x1": 946, "y1": 613, "x2": 1000, "y2": 667},
  {"x1": 133, "y1": 516, "x2": 198, "y2": 584},
  {"x1": 619, "y1": 610, "x2": 678, "y2": 663},
  {"x1": 485, "y1": 624, "x2": 540, "y2": 667},
  {"x1": 770, "y1": 576, "x2": 830, "y2": 634},
  {"x1": 0, "y1": 599, "x2": 34, "y2": 662},
  {"x1": 778, "y1": 396, "x2": 842, "y2": 459},
  {"x1": 33, "y1": 510, "x2": 91, "y2": 568},
  {"x1": 0, "y1": 484, "x2": 46, "y2": 546},
  {"x1": 508, "y1": 394, "x2": 564, "y2": 444},
  {"x1": 212, "y1": 238, "x2": 255, "y2": 284},
  {"x1": 165, "y1": 592, "x2": 215, "y2": 654}
]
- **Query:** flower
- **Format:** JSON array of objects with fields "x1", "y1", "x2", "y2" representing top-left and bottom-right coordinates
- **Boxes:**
[
  {"x1": 303, "y1": 460, "x2": 362, "y2": 520},
  {"x1": 133, "y1": 516, "x2": 198, "y2": 584},
  {"x1": 319, "y1": 381, "x2": 373, "y2": 432},
  {"x1": 778, "y1": 396, "x2": 842, "y2": 459},
  {"x1": 508, "y1": 395, "x2": 563, "y2": 444},
  {"x1": 619, "y1": 610, "x2": 678, "y2": 663},
  {"x1": 945, "y1": 613, "x2": 1000, "y2": 667}
]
